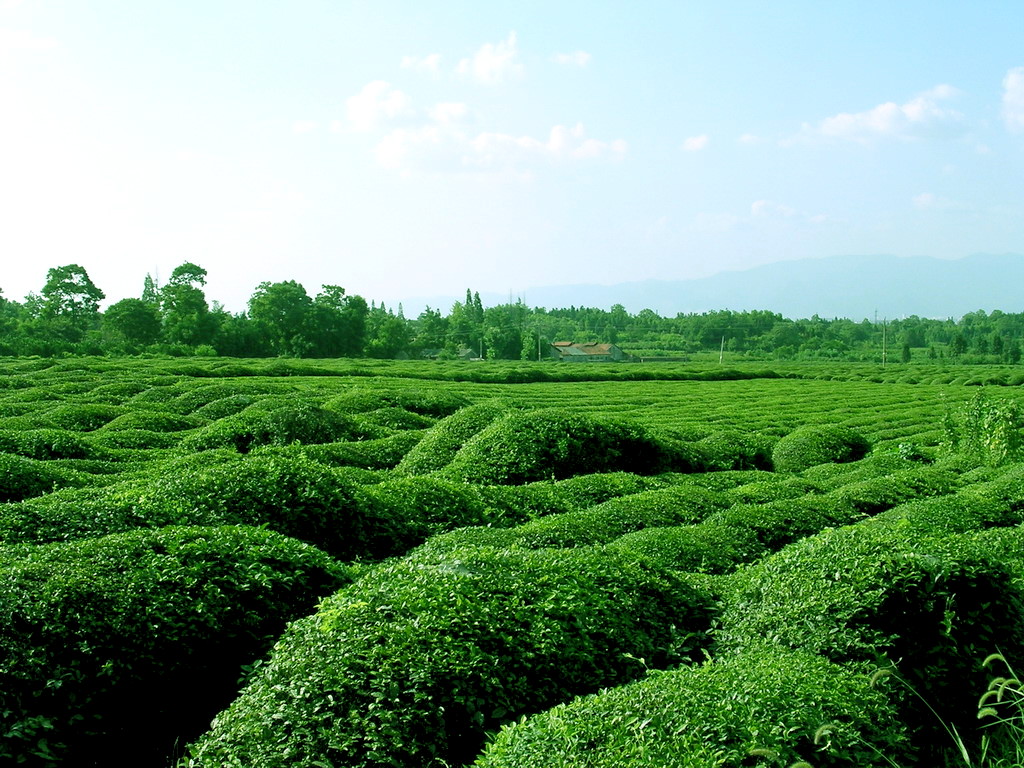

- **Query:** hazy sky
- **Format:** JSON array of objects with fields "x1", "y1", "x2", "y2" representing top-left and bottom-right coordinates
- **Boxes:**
[{"x1": 2, "y1": 1, "x2": 1023, "y2": 312}]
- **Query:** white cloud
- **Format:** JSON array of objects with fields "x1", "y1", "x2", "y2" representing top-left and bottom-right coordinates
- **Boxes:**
[
  {"x1": 457, "y1": 31, "x2": 522, "y2": 84},
  {"x1": 682, "y1": 134, "x2": 709, "y2": 152},
  {"x1": 738, "y1": 133, "x2": 763, "y2": 145},
  {"x1": 429, "y1": 102, "x2": 470, "y2": 125},
  {"x1": 345, "y1": 80, "x2": 412, "y2": 132},
  {"x1": 1002, "y1": 67, "x2": 1024, "y2": 132},
  {"x1": 400, "y1": 53, "x2": 441, "y2": 76},
  {"x1": 373, "y1": 121, "x2": 625, "y2": 174},
  {"x1": 808, "y1": 85, "x2": 966, "y2": 143},
  {"x1": 552, "y1": 50, "x2": 591, "y2": 67}
]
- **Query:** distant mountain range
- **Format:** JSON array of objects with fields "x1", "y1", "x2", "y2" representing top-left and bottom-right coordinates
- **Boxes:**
[{"x1": 401, "y1": 253, "x2": 1024, "y2": 321}]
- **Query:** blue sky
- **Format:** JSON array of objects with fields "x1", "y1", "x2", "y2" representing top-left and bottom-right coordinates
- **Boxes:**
[{"x1": 1, "y1": 1, "x2": 1023, "y2": 313}]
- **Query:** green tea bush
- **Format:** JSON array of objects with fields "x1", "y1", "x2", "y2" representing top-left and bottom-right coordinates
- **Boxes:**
[
  {"x1": 138, "y1": 454, "x2": 380, "y2": 558},
  {"x1": 183, "y1": 403, "x2": 375, "y2": 452},
  {"x1": 40, "y1": 403, "x2": 127, "y2": 431},
  {"x1": 803, "y1": 451, "x2": 937, "y2": 490},
  {"x1": 0, "y1": 453, "x2": 88, "y2": 503},
  {"x1": 680, "y1": 469, "x2": 775, "y2": 492},
  {"x1": 443, "y1": 410, "x2": 699, "y2": 485},
  {"x1": 395, "y1": 400, "x2": 516, "y2": 475},
  {"x1": 96, "y1": 410, "x2": 206, "y2": 433},
  {"x1": 724, "y1": 475, "x2": 823, "y2": 505},
  {"x1": 717, "y1": 524, "x2": 1024, "y2": 761},
  {"x1": 696, "y1": 430, "x2": 776, "y2": 471},
  {"x1": 183, "y1": 546, "x2": 714, "y2": 768},
  {"x1": 0, "y1": 429, "x2": 94, "y2": 460},
  {"x1": 299, "y1": 431, "x2": 425, "y2": 470},
  {"x1": 163, "y1": 381, "x2": 284, "y2": 414},
  {"x1": 0, "y1": 525, "x2": 351, "y2": 768},
  {"x1": 502, "y1": 485, "x2": 728, "y2": 550},
  {"x1": 357, "y1": 406, "x2": 438, "y2": 432},
  {"x1": 324, "y1": 387, "x2": 470, "y2": 417},
  {"x1": 957, "y1": 463, "x2": 1024, "y2": 514},
  {"x1": 475, "y1": 646, "x2": 909, "y2": 768},
  {"x1": 862, "y1": 494, "x2": 1008, "y2": 536},
  {"x1": 190, "y1": 394, "x2": 259, "y2": 420},
  {"x1": 606, "y1": 522, "x2": 765, "y2": 574},
  {"x1": 86, "y1": 428, "x2": 182, "y2": 450},
  {"x1": 83, "y1": 380, "x2": 152, "y2": 403},
  {"x1": 549, "y1": 472, "x2": 667, "y2": 509},
  {"x1": 704, "y1": 495, "x2": 859, "y2": 550},
  {"x1": 360, "y1": 475, "x2": 489, "y2": 557},
  {"x1": 826, "y1": 465, "x2": 961, "y2": 515},
  {"x1": 475, "y1": 483, "x2": 575, "y2": 526},
  {"x1": 771, "y1": 424, "x2": 871, "y2": 473},
  {"x1": 942, "y1": 390, "x2": 1024, "y2": 467}
]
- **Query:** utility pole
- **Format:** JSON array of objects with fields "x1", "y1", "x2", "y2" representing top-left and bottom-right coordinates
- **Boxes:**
[{"x1": 719, "y1": 335, "x2": 725, "y2": 364}]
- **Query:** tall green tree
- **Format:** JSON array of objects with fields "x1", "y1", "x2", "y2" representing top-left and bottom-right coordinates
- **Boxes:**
[
  {"x1": 248, "y1": 280, "x2": 313, "y2": 356},
  {"x1": 306, "y1": 285, "x2": 368, "y2": 358},
  {"x1": 103, "y1": 298, "x2": 162, "y2": 347},
  {"x1": 160, "y1": 263, "x2": 216, "y2": 346}
]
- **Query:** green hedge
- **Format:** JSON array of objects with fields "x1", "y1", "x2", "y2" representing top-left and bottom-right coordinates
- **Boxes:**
[
  {"x1": 297, "y1": 431, "x2": 426, "y2": 470},
  {"x1": 184, "y1": 547, "x2": 714, "y2": 768},
  {"x1": 181, "y1": 403, "x2": 380, "y2": 452},
  {"x1": 395, "y1": 400, "x2": 516, "y2": 475},
  {"x1": 475, "y1": 646, "x2": 908, "y2": 768},
  {"x1": 696, "y1": 430, "x2": 776, "y2": 471},
  {"x1": 323, "y1": 387, "x2": 470, "y2": 417},
  {"x1": 605, "y1": 522, "x2": 765, "y2": 574},
  {"x1": 96, "y1": 410, "x2": 207, "y2": 433},
  {"x1": 826, "y1": 465, "x2": 961, "y2": 515},
  {"x1": 137, "y1": 454, "x2": 379, "y2": 558},
  {"x1": 443, "y1": 410, "x2": 700, "y2": 485},
  {"x1": 771, "y1": 424, "x2": 871, "y2": 473},
  {"x1": 0, "y1": 429, "x2": 95, "y2": 460},
  {"x1": 0, "y1": 453, "x2": 89, "y2": 503},
  {"x1": 716, "y1": 524, "x2": 1024, "y2": 762},
  {"x1": 704, "y1": 495, "x2": 859, "y2": 550},
  {"x1": 0, "y1": 525, "x2": 351, "y2": 768}
]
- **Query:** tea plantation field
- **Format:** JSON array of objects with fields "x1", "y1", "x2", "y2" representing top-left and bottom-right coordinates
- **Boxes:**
[{"x1": 4, "y1": 356, "x2": 1024, "y2": 767}]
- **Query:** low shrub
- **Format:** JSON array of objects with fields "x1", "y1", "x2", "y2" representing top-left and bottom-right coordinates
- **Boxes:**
[
  {"x1": 324, "y1": 387, "x2": 470, "y2": 418},
  {"x1": 190, "y1": 394, "x2": 260, "y2": 420},
  {"x1": 86, "y1": 428, "x2": 182, "y2": 450},
  {"x1": 0, "y1": 525, "x2": 351, "y2": 768},
  {"x1": 138, "y1": 454, "x2": 379, "y2": 559},
  {"x1": 183, "y1": 404, "x2": 375, "y2": 453},
  {"x1": 0, "y1": 453, "x2": 88, "y2": 503},
  {"x1": 360, "y1": 476, "x2": 489, "y2": 557},
  {"x1": 475, "y1": 483, "x2": 575, "y2": 526},
  {"x1": 549, "y1": 471, "x2": 667, "y2": 509},
  {"x1": 0, "y1": 429, "x2": 94, "y2": 460},
  {"x1": 724, "y1": 475, "x2": 823, "y2": 505},
  {"x1": 717, "y1": 524, "x2": 1024, "y2": 762},
  {"x1": 183, "y1": 546, "x2": 714, "y2": 768},
  {"x1": 96, "y1": 410, "x2": 206, "y2": 433},
  {"x1": 771, "y1": 424, "x2": 871, "y2": 473},
  {"x1": 299, "y1": 431, "x2": 425, "y2": 470},
  {"x1": 475, "y1": 646, "x2": 909, "y2": 768},
  {"x1": 40, "y1": 403, "x2": 127, "y2": 431},
  {"x1": 606, "y1": 522, "x2": 765, "y2": 574},
  {"x1": 826, "y1": 465, "x2": 961, "y2": 516},
  {"x1": 704, "y1": 495, "x2": 859, "y2": 550},
  {"x1": 499, "y1": 485, "x2": 728, "y2": 550},
  {"x1": 395, "y1": 400, "x2": 516, "y2": 475},
  {"x1": 357, "y1": 406, "x2": 438, "y2": 432},
  {"x1": 443, "y1": 410, "x2": 699, "y2": 485},
  {"x1": 696, "y1": 430, "x2": 776, "y2": 471},
  {"x1": 862, "y1": 494, "x2": 1008, "y2": 536}
]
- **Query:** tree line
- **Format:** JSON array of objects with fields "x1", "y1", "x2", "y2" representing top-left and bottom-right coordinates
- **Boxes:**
[{"x1": 1, "y1": 262, "x2": 1022, "y2": 364}]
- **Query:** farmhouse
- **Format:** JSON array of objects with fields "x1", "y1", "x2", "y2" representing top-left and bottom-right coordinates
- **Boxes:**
[{"x1": 549, "y1": 341, "x2": 627, "y2": 362}]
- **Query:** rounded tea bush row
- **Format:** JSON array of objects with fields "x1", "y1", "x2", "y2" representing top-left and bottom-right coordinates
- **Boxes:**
[
  {"x1": 0, "y1": 525, "x2": 351, "y2": 768},
  {"x1": 184, "y1": 546, "x2": 715, "y2": 768}
]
